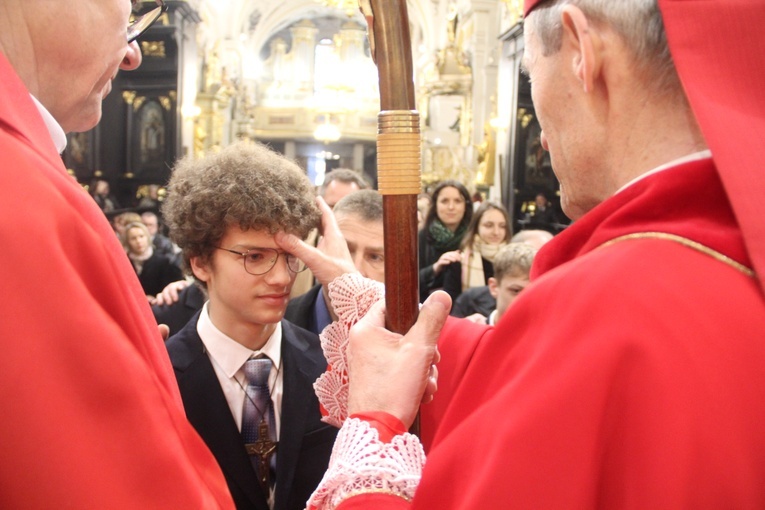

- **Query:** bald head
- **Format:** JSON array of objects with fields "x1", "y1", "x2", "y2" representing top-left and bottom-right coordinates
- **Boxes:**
[{"x1": 511, "y1": 229, "x2": 553, "y2": 251}]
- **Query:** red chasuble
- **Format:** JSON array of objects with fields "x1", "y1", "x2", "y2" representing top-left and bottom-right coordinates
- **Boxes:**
[
  {"x1": 341, "y1": 158, "x2": 765, "y2": 509},
  {"x1": 0, "y1": 53, "x2": 233, "y2": 508}
]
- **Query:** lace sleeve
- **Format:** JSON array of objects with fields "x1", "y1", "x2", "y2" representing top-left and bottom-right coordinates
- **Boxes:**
[
  {"x1": 306, "y1": 418, "x2": 424, "y2": 510},
  {"x1": 309, "y1": 273, "x2": 424, "y2": 509},
  {"x1": 314, "y1": 273, "x2": 385, "y2": 427}
]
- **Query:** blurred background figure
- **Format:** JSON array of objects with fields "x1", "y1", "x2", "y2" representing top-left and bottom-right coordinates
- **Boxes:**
[
  {"x1": 142, "y1": 211, "x2": 181, "y2": 269},
  {"x1": 417, "y1": 192, "x2": 432, "y2": 231},
  {"x1": 89, "y1": 178, "x2": 120, "y2": 213},
  {"x1": 137, "y1": 184, "x2": 162, "y2": 210},
  {"x1": 511, "y1": 228, "x2": 554, "y2": 250},
  {"x1": 123, "y1": 221, "x2": 183, "y2": 302},
  {"x1": 523, "y1": 192, "x2": 560, "y2": 233},
  {"x1": 418, "y1": 180, "x2": 472, "y2": 301},
  {"x1": 318, "y1": 168, "x2": 369, "y2": 208},
  {"x1": 112, "y1": 211, "x2": 143, "y2": 243},
  {"x1": 442, "y1": 200, "x2": 511, "y2": 302}
]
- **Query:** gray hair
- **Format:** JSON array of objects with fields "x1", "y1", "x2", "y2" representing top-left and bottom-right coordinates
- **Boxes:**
[
  {"x1": 528, "y1": 0, "x2": 680, "y2": 94},
  {"x1": 332, "y1": 189, "x2": 383, "y2": 223}
]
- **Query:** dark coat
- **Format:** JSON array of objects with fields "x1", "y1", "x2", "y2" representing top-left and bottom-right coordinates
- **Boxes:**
[
  {"x1": 152, "y1": 283, "x2": 205, "y2": 337},
  {"x1": 284, "y1": 284, "x2": 323, "y2": 334},
  {"x1": 132, "y1": 252, "x2": 183, "y2": 297},
  {"x1": 449, "y1": 285, "x2": 496, "y2": 319}
]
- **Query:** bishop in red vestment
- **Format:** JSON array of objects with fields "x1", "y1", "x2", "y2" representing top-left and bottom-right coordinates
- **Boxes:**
[
  {"x1": 293, "y1": 0, "x2": 765, "y2": 508},
  {"x1": 0, "y1": 1, "x2": 232, "y2": 506}
]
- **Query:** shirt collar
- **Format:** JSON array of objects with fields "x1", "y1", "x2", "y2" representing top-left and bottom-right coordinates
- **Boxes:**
[
  {"x1": 615, "y1": 150, "x2": 712, "y2": 195},
  {"x1": 29, "y1": 94, "x2": 67, "y2": 154},
  {"x1": 196, "y1": 301, "x2": 283, "y2": 379}
]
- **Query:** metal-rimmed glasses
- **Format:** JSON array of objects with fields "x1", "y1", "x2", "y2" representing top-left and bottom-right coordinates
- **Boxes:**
[
  {"x1": 127, "y1": 0, "x2": 167, "y2": 43},
  {"x1": 215, "y1": 247, "x2": 307, "y2": 276}
]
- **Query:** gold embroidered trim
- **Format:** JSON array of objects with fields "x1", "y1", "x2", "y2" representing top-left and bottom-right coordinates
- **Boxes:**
[{"x1": 599, "y1": 232, "x2": 755, "y2": 278}]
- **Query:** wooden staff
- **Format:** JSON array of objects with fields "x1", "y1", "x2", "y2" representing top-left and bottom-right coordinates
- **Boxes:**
[
  {"x1": 360, "y1": 0, "x2": 421, "y2": 434},
  {"x1": 359, "y1": 0, "x2": 420, "y2": 334}
]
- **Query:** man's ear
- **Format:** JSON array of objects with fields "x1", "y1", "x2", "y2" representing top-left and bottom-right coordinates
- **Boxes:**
[
  {"x1": 189, "y1": 256, "x2": 211, "y2": 283},
  {"x1": 488, "y1": 277, "x2": 499, "y2": 299},
  {"x1": 560, "y1": 5, "x2": 601, "y2": 94}
]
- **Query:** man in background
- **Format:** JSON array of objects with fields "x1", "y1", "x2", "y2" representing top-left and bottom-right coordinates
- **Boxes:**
[
  {"x1": 290, "y1": 168, "x2": 370, "y2": 298},
  {"x1": 319, "y1": 168, "x2": 369, "y2": 208},
  {"x1": 142, "y1": 210, "x2": 182, "y2": 268},
  {"x1": 0, "y1": 0, "x2": 232, "y2": 506},
  {"x1": 286, "y1": 190, "x2": 384, "y2": 335}
]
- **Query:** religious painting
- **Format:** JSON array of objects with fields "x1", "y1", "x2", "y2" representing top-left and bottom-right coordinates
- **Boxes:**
[
  {"x1": 140, "y1": 102, "x2": 166, "y2": 165},
  {"x1": 511, "y1": 70, "x2": 567, "y2": 232},
  {"x1": 126, "y1": 93, "x2": 175, "y2": 183},
  {"x1": 63, "y1": 128, "x2": 99, "y2": 182},
  {"x1": 515, "y1": 108, "x2": 556, "y2": 189}
]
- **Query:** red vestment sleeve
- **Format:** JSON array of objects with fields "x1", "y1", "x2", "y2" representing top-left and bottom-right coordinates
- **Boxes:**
[{"x1": 420, "y1": 317, "x2": 492, "y2": 451}]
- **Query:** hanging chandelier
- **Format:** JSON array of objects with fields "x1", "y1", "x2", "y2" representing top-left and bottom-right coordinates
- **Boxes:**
[{"x1": 314, "y1": 115, "x2": 342, "y2": 144}]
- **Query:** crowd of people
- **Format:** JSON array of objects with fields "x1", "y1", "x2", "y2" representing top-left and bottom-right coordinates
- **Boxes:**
[{"x1": 2, "y1": 0, "x2": 763, "y2": 508}]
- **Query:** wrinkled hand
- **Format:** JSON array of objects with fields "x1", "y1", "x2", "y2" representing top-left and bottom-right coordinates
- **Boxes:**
[
  {"x1": 154, "y1": 279, "x2": 190, "y2": 306},
  {"x1": 347, "y1": 291, "x2": 451, "y2": 428},
  {"x1": 433, "y1": 249, "x2": 462, "y2": 275},
  {"x1": 276, "y1": 196, "x2": 356, "y2": 286}
]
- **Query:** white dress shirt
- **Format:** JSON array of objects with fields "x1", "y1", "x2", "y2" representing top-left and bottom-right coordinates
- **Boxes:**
[
  {"x1": 30, "y1": 94, "x2": 67, "y2": 154},
  {"x1": 196, "y1": 301, "x2": 284, "y2": 439},
  {"x1": 615, "y1": 150, "x2": 712, "y2": 195}
]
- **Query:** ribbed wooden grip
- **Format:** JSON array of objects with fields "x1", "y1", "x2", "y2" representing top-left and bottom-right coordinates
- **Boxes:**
[{"x1": 377, "y1": 110, "x2": 421, "y2": 195}]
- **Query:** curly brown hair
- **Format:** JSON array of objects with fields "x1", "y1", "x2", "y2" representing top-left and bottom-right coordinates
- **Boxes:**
[{"x1": 162, "y1": 141, "x2": 320, "y2": 281}]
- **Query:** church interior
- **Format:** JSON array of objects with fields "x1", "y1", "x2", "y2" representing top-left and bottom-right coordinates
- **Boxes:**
[{"x1": 65, "y1": 0, "x2": 568, "y2": 233}]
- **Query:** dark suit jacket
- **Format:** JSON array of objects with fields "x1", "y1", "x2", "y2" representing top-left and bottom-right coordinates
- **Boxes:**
[
  {"x1": 152, "y1": 283, "x2": 205, "y2": 337},
  {"x1": 166, "y1": 313, "x2": 337, "y2": 510},
  {"x1": 449, "y1": 285, "x2": 496, "y2": 319},
  {"x1": 284, "y1": 284, "x2": 323, "y2": 334}
]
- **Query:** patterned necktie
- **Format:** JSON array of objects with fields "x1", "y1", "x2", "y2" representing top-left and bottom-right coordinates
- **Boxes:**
[{"x1": 242, "y1": 356, "x2": 277, "y2": 491}]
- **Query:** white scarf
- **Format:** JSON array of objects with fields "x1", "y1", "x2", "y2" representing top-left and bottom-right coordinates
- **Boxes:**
[{"x1": 462, "y1": 235, "x2": 506, "y2": 290}]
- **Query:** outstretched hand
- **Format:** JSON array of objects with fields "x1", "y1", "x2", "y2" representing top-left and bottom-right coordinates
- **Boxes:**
[
  {"x1": 347, "y1": 291, "x2": 451, "y2": 429},
  {"x1": 275, "y1": 196, "x2": 356, "y2": 286}
]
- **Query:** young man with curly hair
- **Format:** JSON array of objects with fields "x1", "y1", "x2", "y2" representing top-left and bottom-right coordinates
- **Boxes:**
[{"x1": 163, "y1": 141, "x2": 336, "y2": 510}]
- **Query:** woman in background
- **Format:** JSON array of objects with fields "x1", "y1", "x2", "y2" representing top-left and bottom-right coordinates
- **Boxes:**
[
  {"x1": 123, "y1": 222, "x2": 183, "y2": 302},
  {"x1": 418, "y1": 180, "x2": 472, "y2": 301},
  {"x1": 442, "y1": 200, "x2": 511, "y2": 301}
]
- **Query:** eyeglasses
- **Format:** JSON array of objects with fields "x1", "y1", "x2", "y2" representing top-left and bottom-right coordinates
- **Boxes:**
[
  {"x1": 215, "y1": 247, "x2": 307, "y2": 276},
  {"x1": 127, "y1": 0, "x2": 167, "y2": 43}
]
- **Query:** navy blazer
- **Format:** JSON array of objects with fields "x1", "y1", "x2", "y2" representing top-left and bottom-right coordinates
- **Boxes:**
[
  {"x1": 166, "y1": 313, "x2": 337, "y2": 510},
  {"x1": 284, "y1": 284, "x2": 323, "y2": 334},
  {"x1": 152, "y1": 283, "x2": 205, "y2": 337}
]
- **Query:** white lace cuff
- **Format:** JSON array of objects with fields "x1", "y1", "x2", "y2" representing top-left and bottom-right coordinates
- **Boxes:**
[
  {"x1": 314, "y1": 273, "x2": 385, "y2": 427},
  {"x1": 307, "y1": 417, "x2": 424, "y2": 510}
]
